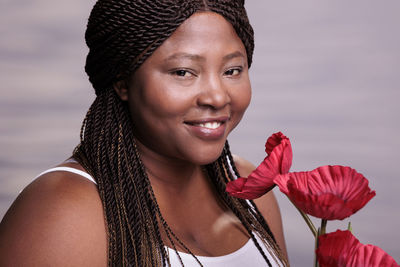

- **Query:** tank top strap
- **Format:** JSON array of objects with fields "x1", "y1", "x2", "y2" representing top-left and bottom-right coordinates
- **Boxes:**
[{"x1": 35, "y1": 167, "x2": 97, "y2": 184}]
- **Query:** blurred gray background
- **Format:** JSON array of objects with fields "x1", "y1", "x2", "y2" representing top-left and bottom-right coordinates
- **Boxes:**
[{"x1": 1, "y1": 0, "x2": 399, "y2": 265}]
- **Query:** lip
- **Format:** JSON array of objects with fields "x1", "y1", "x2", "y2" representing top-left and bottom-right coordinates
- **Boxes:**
[{"x1": 184, "y1": 116, "x2": 229, "y2": 141}]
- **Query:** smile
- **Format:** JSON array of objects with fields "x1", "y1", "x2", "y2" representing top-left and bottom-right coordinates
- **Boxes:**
[
  {"x1": 184, "y1": 117, "x2": 229, "y2": 140},
  {"x1": 195, "y1": 121, "x2": 222, "y2": 129}
]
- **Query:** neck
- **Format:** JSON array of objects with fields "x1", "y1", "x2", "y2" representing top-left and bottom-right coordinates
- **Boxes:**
[
  {"x1": 135, "y1": 139, "x2": 236, "y2": 246},
  {"x1": 135, "y1": 139, "x2": 206, "y2": 195}
]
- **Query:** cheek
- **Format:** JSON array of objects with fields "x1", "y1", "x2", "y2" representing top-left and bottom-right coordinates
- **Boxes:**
[
  {"x1": 155, "y1": 89, "x2": 195, "y2": 116},
  {"x1": 138, "y1": 79, "x2": 193, "y2": 119},
  {"x1": 228, "y1": 80, "x2": 251, "y2": 132},
  {"x1": 232, "y1": 81, "x2": 252, "y2": 114}
]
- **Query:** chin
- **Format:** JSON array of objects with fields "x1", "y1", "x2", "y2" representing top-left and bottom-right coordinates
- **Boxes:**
[{"x1": 190, "y1": 145, "x2": 225, "y2": 166}]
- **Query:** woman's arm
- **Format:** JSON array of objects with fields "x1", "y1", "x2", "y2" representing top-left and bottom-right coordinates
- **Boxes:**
[
  {"x1": 233, "y1": 154, "x2": 288, "y2": 260},
  {"x1": 0, "y1": 171, "x2": 107, "y2": 266}
]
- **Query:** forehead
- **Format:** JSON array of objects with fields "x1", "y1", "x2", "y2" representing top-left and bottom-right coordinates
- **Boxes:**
[
  {"x1": 147, "y1": 11, "x2": 246, "y2": 61},
  {"x1": 168, "y1": 12, "x2": 238, "y2": 41}
]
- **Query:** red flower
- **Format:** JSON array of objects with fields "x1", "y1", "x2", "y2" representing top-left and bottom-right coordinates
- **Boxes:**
[
  {"x1": 274, "y1": 165, "x2": 375, "y2": 220},
  {"x1": 317, "y1": 230, "x2": 399, "y2": 267},
  {"x1": 317, "y1": 230, "x2": 358, "y2": 266},
  {"x1": 226, "y1": 132, "x2": 292, "y2": 199}
]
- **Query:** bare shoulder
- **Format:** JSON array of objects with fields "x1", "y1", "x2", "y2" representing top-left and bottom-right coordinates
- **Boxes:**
[
  {"x1": 232, "y1": 154, "x2": 288, "y2": 259},
  {"x1": 0, "y1": 163, "x2": 107, "y2": 266}
]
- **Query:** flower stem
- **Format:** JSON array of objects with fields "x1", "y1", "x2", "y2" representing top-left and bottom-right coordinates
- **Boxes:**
[
  {"x1": 320, "y1": 219, "x2": 328, "y2": 235},
  {"x1": 314, "y1": 220, "x2": 328, "y2": 267},
  {"x1": 348, "y1": 221, "x2": 352, "y2": 232},
  {"x1": 314, "y1": 227, "x2": 321, "y2": 267},
  {"x1": 287, "y1": 197, "x2": 317, "y2": 237}
]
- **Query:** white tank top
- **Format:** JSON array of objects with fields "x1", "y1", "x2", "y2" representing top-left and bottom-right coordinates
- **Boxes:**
[
  {"x1": 35, "y1": 166, "x2": 283, "y2": 267},
  {"x1": 167, "y1": 234, "x2": 281, "y2": 267}
]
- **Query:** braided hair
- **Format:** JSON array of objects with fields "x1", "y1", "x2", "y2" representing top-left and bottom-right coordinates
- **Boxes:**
[{"x1": 73, "y1": 0, "x2": 288, "y2": 266}]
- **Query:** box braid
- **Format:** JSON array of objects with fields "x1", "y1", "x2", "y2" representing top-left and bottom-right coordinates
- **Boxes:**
[{"x1": 73, "y1": 0, "x2": 288, "y2": 266}]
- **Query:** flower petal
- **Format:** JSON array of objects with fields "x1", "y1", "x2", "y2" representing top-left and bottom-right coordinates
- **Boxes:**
[
  {"x1": 225, "y1": 156, "x2": 277, "y2": 199},
  {"x1": 265, "y1": 132, "x2": 284, "y2": 155},
  {"x1": 226, "y1": 132, "x2": 292, "y2": 200},
  {"x1": 265, "y1": 132, "x2": 293, "y2": 174},
  {"x1": 225, "y1": 177, "x2": 272, "y2": 199},
  {"x1": 350, "y1": 244, "x2": 399, "y2": 267},
  {"x1": 317, "y1": 230, "x2": 399, "y2": 267},
  {"x1": 274, "y1": 165, "x2": 376, "y2": 220},
  {"x1": 317, "y1": 230, "x2": 360, "y2": 267}
]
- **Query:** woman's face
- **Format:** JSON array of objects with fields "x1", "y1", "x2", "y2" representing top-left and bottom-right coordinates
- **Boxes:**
[{"x1": 121, "y1": 12, "x2": 251, "y2": 165}]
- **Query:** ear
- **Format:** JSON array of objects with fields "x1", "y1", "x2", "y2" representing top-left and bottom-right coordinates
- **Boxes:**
[{"x1": 113, "y1": 80, "x2": 129, "y2": 101}]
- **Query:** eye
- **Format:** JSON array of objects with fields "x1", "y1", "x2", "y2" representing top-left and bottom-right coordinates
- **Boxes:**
[
  {"x1": 224, "y1": 68, "x2": 242, "y2": 77},
  {"x1": 171, "y1": 69, "x2": 194, "y2": 78}
]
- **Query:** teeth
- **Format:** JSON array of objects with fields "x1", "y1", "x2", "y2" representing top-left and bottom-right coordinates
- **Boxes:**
[{"x1": 197, "y1": 122, "x2": 221, "y2": 129}]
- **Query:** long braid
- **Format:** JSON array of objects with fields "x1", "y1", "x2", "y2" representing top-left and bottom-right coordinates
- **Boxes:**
[
  {"x1": 74, "y1": 0, "x2": 288, "y2": 266},
  {"x1": 205, "y1": 158, "x2": 275, "y2": 266},
  {"x1": 207, "y1": 143, "x2": 289, "y2": 266},
  {"x1": 224, "y1": 142, "x2": 280, "y2": 244}
]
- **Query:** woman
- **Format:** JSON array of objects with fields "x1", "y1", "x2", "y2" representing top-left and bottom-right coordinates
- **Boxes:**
[{"x1": 0, "y1": 0, "x2": 288, "y2": 266}]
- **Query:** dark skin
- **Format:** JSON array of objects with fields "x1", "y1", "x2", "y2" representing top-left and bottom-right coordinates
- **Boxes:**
[
  {"x1": 0, "y1": 12, "x2": 287, "y2": 266},
  {"x1": 0, "y1": 161, "x2": 108, "y2": 266}
]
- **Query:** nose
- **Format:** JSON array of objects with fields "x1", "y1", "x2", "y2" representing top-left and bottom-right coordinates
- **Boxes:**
[{"x1": 196, "y1": 74, "x2": 231, "y2": 109}]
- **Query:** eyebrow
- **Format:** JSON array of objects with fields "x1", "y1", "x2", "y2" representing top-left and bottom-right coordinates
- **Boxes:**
[
  {"x1": 163, "y1": 51, "x2": 246, "y2": 63},
  {"x1": 222, "y1": 51, "x2": 246, "y2": 62},
  {"x1": 164, "y1": 53, "x2": 205, "y2": 63}
]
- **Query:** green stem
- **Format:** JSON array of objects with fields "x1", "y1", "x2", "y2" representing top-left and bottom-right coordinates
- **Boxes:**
[
  {"x1": 320, "y1": 219, "x2": 328, "y2": 235},
  {"x1": 314, "y1": 220, "x2": 328, "y2": 267},
  {"x1": 314, "y1": 228, "x2": 321, "y2": 267},
  {"x1": 288, "y1": 197, "x2": 317, "y2": 237},
  {"x1": 348, "y1": 221, "x2": 352, "y2": 232}
]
